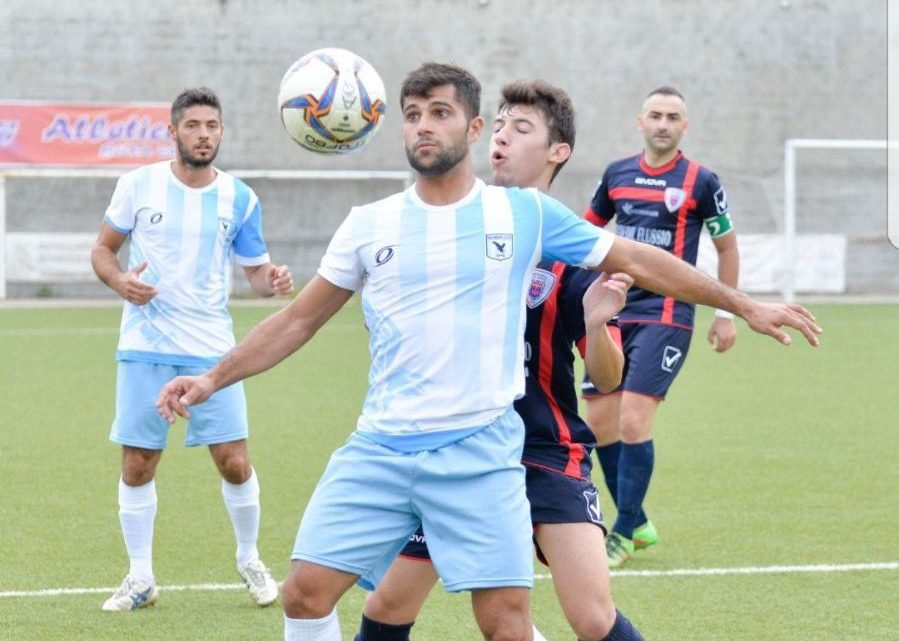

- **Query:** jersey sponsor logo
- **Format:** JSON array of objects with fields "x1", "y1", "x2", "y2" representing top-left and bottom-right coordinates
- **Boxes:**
[
  {"x1": 526, "y1": 268, "x2": 557, "y2": 309},
  {"x1": 635, "y1": 176, "x2": 667, "y2": 187},
  {"x1": 583, "y1": 487, "x2": 602, "y2": 525},
  {"x1": 714, "y1": 186, "x2": 728, "y2": 214},
  {"x1": 150, "y1": 211, "x2": 163, "y2": 224},
  {"x1": 622, "y1": 202, "x2": 659, "y2": 218},
  {"x1": 375, "y1": 245, "x2": 396, "y2": 266},
  {"x1": 664, "y1": 187, "x2": 687, "y2": 212},
  {"x1": 616, "y1": 224, "x2": 672, "y2": 248},
  {"x1": 661, "y1": 345, "x2": 682, "y2": 372},
  {"x1": 486, "y1": 233, "x2": 513, "y2": 261}
]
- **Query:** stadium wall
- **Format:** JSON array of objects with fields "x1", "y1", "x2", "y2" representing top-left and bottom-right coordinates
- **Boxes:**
[{"x1": 0, "y1": 0, "x2": 892, "y2": 297}]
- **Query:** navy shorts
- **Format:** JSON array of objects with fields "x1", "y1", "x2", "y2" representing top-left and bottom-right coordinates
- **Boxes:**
[
  {"x1": 399, "y1": 461, "x2": 605, "y2": 564},
  {"x1": 582, "y1": 322, "x2": 693, "y2": 400}
]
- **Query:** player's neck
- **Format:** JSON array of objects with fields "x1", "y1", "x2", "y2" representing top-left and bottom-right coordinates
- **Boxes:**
[
  {"x1": 170, "y1": 160, "x2": 217, "y2": 189},
  {"x1": 642, "y1": 148, "x2": 680, "y2": 169},
  {"x1": 414, "y1": 161, "x2": 477, "y2": 207}
]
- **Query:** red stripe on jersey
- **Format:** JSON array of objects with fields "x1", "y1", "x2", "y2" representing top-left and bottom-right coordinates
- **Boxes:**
[
  {"x1": 575, "y1": 335, "x2": 587, "y2": 359},
  {"x1": 537, "y1": 262, "x2": 584, "y2": 478},
  {"x1": 640, "y1": 150, "x2": 684, "y2": 176},
  {"x1": 583, "y1": 206, "x2": 610, "y2": 227},
  {"x1": 661, "y1": 161, "x2": 701, "y2": 325},
  {"x1": 608, "y1": 187, "x2": 665, "y2": 202}
]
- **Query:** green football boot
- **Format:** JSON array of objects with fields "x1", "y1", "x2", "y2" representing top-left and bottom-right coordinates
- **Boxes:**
[
  {"x1": 605, "y1": 532, "x2": 635, "y2": 568},
  {"x1": 632, "y1": 520, "x2": 659, "y2": 551}
]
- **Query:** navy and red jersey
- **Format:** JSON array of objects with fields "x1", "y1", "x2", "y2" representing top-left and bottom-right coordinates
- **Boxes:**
[
  {"x1": 515, "y1": 261, "x2": 618, "y2": 480},
  {"x1": 584, "y1": 150, "x2": 729, "y2": 329}
]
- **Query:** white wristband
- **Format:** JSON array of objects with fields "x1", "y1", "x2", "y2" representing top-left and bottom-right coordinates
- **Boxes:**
[{"x1": 715, "y1": 309, "x2": 735, "y2": 320}]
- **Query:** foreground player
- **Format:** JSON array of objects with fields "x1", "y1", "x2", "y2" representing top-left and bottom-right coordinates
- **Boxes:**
[
  {"x1": 157, "y1": 64, "x2": 819, "y2": 641},
  {"x1": 354, "y1": 80, "x2": 645, "y2": 641},
  {"x1": 91, "y1": 87, "x2": 291, "y2": 611},
  {"x1": 583, "y1": 86, "x2": 740, "y2": 568}
]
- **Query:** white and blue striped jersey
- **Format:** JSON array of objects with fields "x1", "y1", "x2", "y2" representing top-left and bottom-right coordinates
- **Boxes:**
[
  {"x1": 318, "y1": 179, "x2": 614, "y2": 442},
  {"x1": 104, "y1": 161, "x2": 270, "y2": 367}
]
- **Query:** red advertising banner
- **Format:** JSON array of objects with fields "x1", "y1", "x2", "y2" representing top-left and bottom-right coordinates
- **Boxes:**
[{"x1": 0, "y1": 101, "x2": 175, "y2": 166}]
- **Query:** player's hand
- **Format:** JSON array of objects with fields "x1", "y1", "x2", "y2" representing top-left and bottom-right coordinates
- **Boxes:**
[
  {"x1": 741, "y1": 301, "x2": 822, "y2": 347},
  {"x1": 156, "y1": 375, "x2": 216, "y2": 423},
  {"x1": 268, "y1": 264, "x2": 294, "y2": 295},
  {"x1": 707, "y1": 316, "x2": 736, "y2": 352},
  {"x1": 115, "y1": 261, "x2": 158, "y2": 305},
  {"x1": 583, "y1": 272, "x2": 633, "y2": 329}
]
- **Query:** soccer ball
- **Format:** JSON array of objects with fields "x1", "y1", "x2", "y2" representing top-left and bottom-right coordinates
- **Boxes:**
[{"x1": 278, "y1": 48, "x2": 387, "y2": 155}]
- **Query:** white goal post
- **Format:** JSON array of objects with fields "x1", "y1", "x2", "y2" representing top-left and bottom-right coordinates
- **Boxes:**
[
  {"x1": 783, "y1": 138, "x2": 897, "y2": 303},
  {"x1": 0, "y1": 167, "x2": 411, "y2": 299}
]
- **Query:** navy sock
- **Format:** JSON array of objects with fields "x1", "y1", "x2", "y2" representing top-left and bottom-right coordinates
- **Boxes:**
[
  {"x1": 613, "y1": 441, "x2": 654, "y2": 538},
  {"x1": 355, "y1": 614, "x2": 413, "y2": 641},
  {"x1": 595, "y1": 441, "x2": 622, "y2": 507},
  {"x1": 591, "y1": 609, "x2": 644, "y2": 641}
]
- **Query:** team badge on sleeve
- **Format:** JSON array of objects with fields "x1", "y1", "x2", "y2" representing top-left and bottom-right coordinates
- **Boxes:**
[
  {"x1": 526, "y1": 268, "x2": 557, "y2": 308},
  {"x1": 486, "y1": 233, "x2": 513, "y2": 261},
  {"x1": 664, "y1": 187, "x2": 687, "y2": 212},
  {"x1": 714, "y1": 186, "x2": 729, "y2": 214}
]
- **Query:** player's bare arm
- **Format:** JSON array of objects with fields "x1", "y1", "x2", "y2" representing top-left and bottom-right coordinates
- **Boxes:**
[
  {"x1": 598, "y1": 236, "x2": 821, "y2": 346},
  {"x1": 156, "y1": 275, "x2": 352, "y2": 422},
  {"x1": 91, "y1": 222, "x2": 158, "y2": 305},
  {"x1": 707, "y1": 231, "x2": 739, "y2": 352},
  {"x1": 243, "y1": 262, "x2": 295, "y2": 297},
  {"x1": 583, "y1": 272, "x2": 632, "y2": 392}
]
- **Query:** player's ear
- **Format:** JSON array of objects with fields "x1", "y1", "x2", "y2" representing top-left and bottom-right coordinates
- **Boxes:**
[
  {"x1": 548, "y1": 142, "x2": 571, "y2": 165},
  {"x1": 468, "y1": 115, "x2": 484, "y2": 143},
  {"x1": 168, "y1": 122, "x2": 176, "y2": 138}
]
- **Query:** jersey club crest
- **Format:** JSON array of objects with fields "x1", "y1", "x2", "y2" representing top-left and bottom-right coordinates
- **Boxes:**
[
  {"x1": 486, "y1": 233, "x2": 513, "y2": 261},
  {"x1": 664, "y1": 187, "x2": 687, "y2": 213},
  {"x1": 527, "y1": 268, "x2": 557, "y2": 308}
]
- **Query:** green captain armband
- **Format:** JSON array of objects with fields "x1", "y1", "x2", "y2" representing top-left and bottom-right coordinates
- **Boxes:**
[{"x1": 705, "y1": 213, "x2": 734, "y2": 238}]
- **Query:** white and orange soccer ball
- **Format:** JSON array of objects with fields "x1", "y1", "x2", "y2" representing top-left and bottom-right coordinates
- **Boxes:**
[{"x1": 278, "y1": 47, "x2": 386, "y2": 154}]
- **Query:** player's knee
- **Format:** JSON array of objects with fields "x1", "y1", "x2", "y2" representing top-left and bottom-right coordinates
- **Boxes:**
[
  {"x1": 618, "y1": 411, "x2": 653, "y2": 443},
  {"x1": 281, "y1": 571, "x2": 334, "y2": 619},
  {"x1": 363, "y1": 589, "x2": 403, "y2": 622},
  {"x1": 214, "y1": 451, "x2": 251, "y2": 484},
  {"x1": 476, "y1": 602, "x2": 532, "y2": 641},
  {"x1": 121, "y1": 449, "x2": 158, "y2": 486}
]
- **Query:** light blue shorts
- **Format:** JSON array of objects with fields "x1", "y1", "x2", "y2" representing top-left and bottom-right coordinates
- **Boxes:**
[
  {"x1": 291, "y1": 407, "x2": 533, "y2": 593},
  {"x1": 110, "y1": 360, "x2": 248, "y2": 450}
]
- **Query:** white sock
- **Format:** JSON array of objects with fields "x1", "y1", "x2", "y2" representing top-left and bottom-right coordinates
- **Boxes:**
[
  {"x1": 118, "y1": 477, "x2": 156, "y2": 581},
  {"x1": 222, "y1": 467, "x2": 261, "y2": 566},
  {"x1": 284, "y1": 609, "x2": 341, "y2": 641},
  {"x1": 532, "y1": 625, "x2": 550, "y2": 641}
]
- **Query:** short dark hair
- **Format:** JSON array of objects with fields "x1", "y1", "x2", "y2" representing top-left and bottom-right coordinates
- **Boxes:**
[
  {"x1": 171, "y1": 87, "x2": 222, "y2": 125},
  {"x1": 646, "y1": 85, "x2": 685, "y2": 102},
  {"x1": 499, "y1": 79, "x2": 576, "y2": 183},
  {"x1": 400, "y1": 63, "x2": 481, "y2": 120}
]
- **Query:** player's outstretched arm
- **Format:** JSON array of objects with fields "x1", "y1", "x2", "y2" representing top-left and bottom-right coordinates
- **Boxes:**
[
  {"x1": 598, "y1": 237, "x2": 822, "y2": 346},
  {"x1": 91, "y1": 223, "x2": 158, "y2": 305},
  {"x1": 582, "y1": 272, "x2": 632, "y2": 392},
  {"x1": 707, "y1": 232, "x2": 739, "y2": 352},
  {"x1": 156, "y1": 275, "x2": 353, "y2": 422}
]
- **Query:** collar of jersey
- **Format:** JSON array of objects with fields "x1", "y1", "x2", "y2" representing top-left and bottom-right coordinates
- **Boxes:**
[
  {"x1": 166, "y1": 161, "x2": 223, "y2": 193},
  {"x1": 407, "y1": 178, "x2": 484, "y2": 211}
]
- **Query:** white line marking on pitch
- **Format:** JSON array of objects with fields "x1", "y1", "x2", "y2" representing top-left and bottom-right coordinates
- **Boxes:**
[
  {"x1": 536, "y1": 561, "x2": 898, "y2": 580},
  {"x1": 2, "y1": 562, "x2": 896, "y2": 599}
]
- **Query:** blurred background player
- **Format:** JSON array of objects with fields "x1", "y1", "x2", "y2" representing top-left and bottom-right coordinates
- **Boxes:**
[
  {"x1": 91, "y1": 87, "x2": 293, "y2": 611},
  {"x1": 582, "y1": 86, "x2": 740, "y2": 568},
  {"x1": 353, "y1": 80, "x2": 646, "y2": 641}
]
